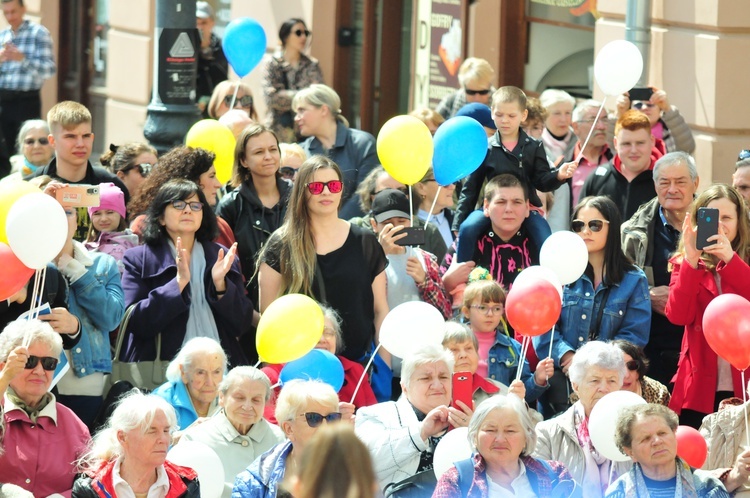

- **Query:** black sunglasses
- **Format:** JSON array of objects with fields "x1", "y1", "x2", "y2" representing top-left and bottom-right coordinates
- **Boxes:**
[
  {"x1": 294, "y1": 29, "x2": 311, "y2": 37},
  {"x1": 25, "y1": 355, "x2": 59, "y2": 371},
  {"x1": 571, "y1": 219, "x2": 610, "y2": 233},
  {"x1": 300, "y1": 412, "x2": 342, "y2": 428},
  {"x1": 123, "y1": 163, "x2": 153, "y2": 177},
  {"x1": 738, "y1": 150, "x2": 750, "y2": 161},
  {"x1": 465, "y1": 88, "x2": 490, "y2": 96},
  {"x1": 223, "y1": 95, "x2": 254, "y2": 108},
  {"x1": 625, "y1": 360, "x2": 640, "y2": 371},
  {"x1": 279, "y1": 166, "x2": 297, "y2": 178},
  {"x1": 24, "y1": 137, "x2": 49, "y2": 146}
]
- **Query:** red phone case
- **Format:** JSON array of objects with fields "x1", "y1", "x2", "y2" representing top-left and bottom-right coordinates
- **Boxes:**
[{"x1": 452, "y1": 371, "x2": 473, "y2": 410}]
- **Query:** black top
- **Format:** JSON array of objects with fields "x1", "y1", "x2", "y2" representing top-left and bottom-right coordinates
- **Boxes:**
[
  {"x1": 579, "y1": 161, "x2": 657, "y2": 220},
  {"x1": 263, "y1": 224, "x2": 387, "y2": 361}
]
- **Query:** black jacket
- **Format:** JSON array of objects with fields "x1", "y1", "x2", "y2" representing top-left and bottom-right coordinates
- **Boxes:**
[{"x1": 579, "y1": 160, "x2": 657, "y2": 220}]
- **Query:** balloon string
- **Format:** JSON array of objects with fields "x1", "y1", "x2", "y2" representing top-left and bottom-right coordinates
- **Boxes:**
[
  {"x1": 408, "y1": 185, "x2": 414, "y2": 226},
  {"x1": 229, "y1": 82, "x2": 240, "y2": 111},
  {"x1": 574, "y1": 97, "x2": 608, "y2": 163},
  {"x1": 33, "y1": 267, "x2": 47, "y2": 321},
  {"x1": 23, "y1": 270, "x2": 41, "y2": 348},
  {"x1": 423, "y1": 186, "x2": 442, "y2": 227},
  {"x1": 253, "y1": 359, "x2": 262, "y2": 369},
  {"x1": 515, "y1": 335, "x2": 529, "y2": 381},
  {"x1": 351, "y1": 343, "x2": 382, "y2": 404},
  {"x1": 743, "y1": 369, "x2": 750, "y2": 449},
  {"x1": 547, "y1": 324, "x2": 556, "y2": 360}
]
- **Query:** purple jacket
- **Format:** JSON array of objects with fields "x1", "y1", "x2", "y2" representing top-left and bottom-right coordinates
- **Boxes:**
[{"x1": 121, "y1": 239, "x2": 250, "y2": 366}]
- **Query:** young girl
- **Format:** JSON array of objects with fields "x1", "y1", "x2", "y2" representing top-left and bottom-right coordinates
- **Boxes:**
[
  {"x1": 461, "y1": 279, "x2": 554, "y2": 405},
  {"x1": 84, "y1": 182, "x2": 138, "y2": 273}
]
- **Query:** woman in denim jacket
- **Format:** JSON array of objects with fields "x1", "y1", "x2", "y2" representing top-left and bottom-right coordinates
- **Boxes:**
[{"x1": 534, "y1": 196, "x2": 650, "y2": 416}]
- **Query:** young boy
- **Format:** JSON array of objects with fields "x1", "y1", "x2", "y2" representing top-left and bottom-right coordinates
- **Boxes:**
[{"x1": 452, "y1": 86, "x2": 578, "y2": 263}]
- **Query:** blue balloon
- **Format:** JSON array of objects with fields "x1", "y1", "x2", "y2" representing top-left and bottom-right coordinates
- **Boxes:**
[
  {"x1": 222, "y1": 18, "x2": 267, "y2": 77},
  {"x1": 432, "y1": 116, "x2": 488, "y2": 185},
  {"x1": 279, "y1": 349, "x2": 345, "y2": 392}
]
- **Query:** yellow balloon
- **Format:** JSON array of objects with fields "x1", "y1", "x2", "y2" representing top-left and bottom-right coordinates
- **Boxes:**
[
  {"x1": 377, "y1": 115, "x2": 433, "y2": 185},
  {"x1": 0, "y1": 181, "x2": 41, "y2": 243},
  {"x1": 185, "y1": 119, "x2": 237, "y2": 185},
  {"x1": 256, "y1": 294, "x2": 324, "y2": 364}
]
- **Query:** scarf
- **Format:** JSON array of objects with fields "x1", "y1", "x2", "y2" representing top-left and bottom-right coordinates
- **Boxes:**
[
  {"x1": 21, "y1": 158, "x2": 39, "y2": 177},
  {"x1": 6, "y1": 386, "x2": 53, "y2": 423},
  {"x1": 621, "y1": 460, "x2": 699, "y2": 498},
  {"x1": 574, "y1": 402, "x2": 611, "y2": 498}
]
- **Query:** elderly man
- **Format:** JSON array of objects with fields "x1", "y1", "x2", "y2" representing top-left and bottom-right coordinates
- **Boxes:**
[
  {"x1": 732, "y1": 149, "x2": 750, "y2": 205},
  {"x1": 621, "y1": 151, "x2": 699, "y2": 387},
  {"x1": 580, "y1": 110, "x2": 663, "y2": 219}
]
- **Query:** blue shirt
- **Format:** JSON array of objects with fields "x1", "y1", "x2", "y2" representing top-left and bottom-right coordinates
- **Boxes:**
[{"x1": 0, "y1": 20, "x2": 56, "y2": 91}]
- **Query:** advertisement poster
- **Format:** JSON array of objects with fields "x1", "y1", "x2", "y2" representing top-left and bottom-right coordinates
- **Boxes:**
[{"x1": 412, "y1": 0, "x2": 467, "y2": 109}]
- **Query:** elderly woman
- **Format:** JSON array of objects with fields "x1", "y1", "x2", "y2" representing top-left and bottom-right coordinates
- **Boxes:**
[
  {"x1": 293, "y1": 84, "x2": 378, "y2": 219},
  {"x1": 9, "y1": 119, "x2": 55, "y2": 179},
  {"x1": 208, "y1": 80, "x2": 259, "y2": 121},
  {"x1": 434, "y1": 395, "x2": 580, "y2": 497},
  {"x1": 540, "y1": 89, "x2": 577, "y2": 163},
  {"x1": 233, "y1": 379, "x2": 345, "y2": 498},
  {"x1": 121, "y1": 179, "x2": 249, "y2": 369},
  {"x1": 605, "y1": 404, "x2": 728, "y2": 498},
  {"x1": 152, "y1": 337, "x2": 226, "y2": 431},
  {"x1": 180, "y1": 366, "x2": 284, "y2": 498},
  {"x1": 435, "y1": 57, "x2": 495, "y2": 119},
  {"x1": 0, "y1": 320, "x2": 91, "y2": 497},
  {"x1": 355, "y1": 344, "x2": 471, "y2": 494},
  {"x1": 72, "y1": 391, "x2": 199, "y2": 497},
  {"x1": 534, "y1": 341, "x2": 633, "y2": 498}
]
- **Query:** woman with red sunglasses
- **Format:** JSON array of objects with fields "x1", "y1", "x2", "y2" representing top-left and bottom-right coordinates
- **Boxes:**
[
  {"x1": 257, "y1": 155, "x2": 391, "y2": 379},
  {"x1": 533, "y1": 195, "x2": 650, "y2": 418}
]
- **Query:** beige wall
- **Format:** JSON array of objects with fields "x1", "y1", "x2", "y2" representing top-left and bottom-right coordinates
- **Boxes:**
[{"x1": 597, "y1": 0, "x2": 750, "y2": 186}]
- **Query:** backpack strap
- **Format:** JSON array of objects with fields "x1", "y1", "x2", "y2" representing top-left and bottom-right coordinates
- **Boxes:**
[{"x1": 454, "y1": 457, "x2": 475, "y2": 497}]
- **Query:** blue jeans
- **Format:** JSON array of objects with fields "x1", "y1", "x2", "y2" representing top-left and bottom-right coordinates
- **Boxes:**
[{"x1": 455, "y1": 209, "x2": 551, "y2": 263}]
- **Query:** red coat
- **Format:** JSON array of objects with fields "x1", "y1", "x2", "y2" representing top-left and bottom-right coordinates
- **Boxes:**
[{"x1": 665, "y1": 254, "x2": 750, "y2": 414}]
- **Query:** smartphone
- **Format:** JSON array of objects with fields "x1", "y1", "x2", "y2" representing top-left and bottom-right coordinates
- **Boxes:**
[
  {"x1": 56, "y1": 185, "x2": 101, "y2": 207},
  {"x1": 451, "y1": 372, "x2": 473, "y2": 411},
  {"x1": 629, "y1": 87, "x2": 654, "y2": 102},
  {"x1": 394, "y1": 227, "x2": 426, "y2": 247},
  {"x1": 696, "y1": 207, "x2": 719, "y2": 250}
]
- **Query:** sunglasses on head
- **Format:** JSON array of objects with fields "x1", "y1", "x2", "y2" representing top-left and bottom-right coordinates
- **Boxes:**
[
  {"x1": 738, "y1": 150, "x2": 750, "y2": 161},
  {"x1": 223, "y1": 95, "x2": 254, "y2": 109},
  {"x1": 625, "y1": 360, "x2": 640, "y2": 371},
  {"x1": 464, "y1": 88, "x2": 490, "y2": 96},
  {"x1": 170, "y1": 199, "x2": 203, "y2": 212},
  {"x1": 571, "y1": 219, "x2": 610, "y2": 233},
  {"x1": 294, "y1": 29, "x2": 311, "y2": 37},
  {"x1": 279, "y1": 166, "x2": 297, "y2": 178},
  {"x1": 300, "y1": 412, "x2": 342, "y2": 427},
  {"x1": 123, "y1": 163, "x2": 153, "y2": 177},
  {"x1": 306, "y1": 180, "x2": 343, "y2": 195},
  {"x1": 24, "y1": 137, "x2": 49, "y2": 146},
  {"x1": 632, "y1": 101, "x2": 654, "y2": 110},
  {"x1": 25, "y1": 355, "x2": 59, "y2": 371}
]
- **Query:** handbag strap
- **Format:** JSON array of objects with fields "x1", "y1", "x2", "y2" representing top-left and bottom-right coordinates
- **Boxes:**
[
  {"x1": 112, "y1": 305, "x2": 162, "y2": 360},
  {"x1": 588, "y1": 287, "x2": 611, "y2": 341},
  {"x1": 314, "y1": 264, "x2": 327, "y2": 304}
]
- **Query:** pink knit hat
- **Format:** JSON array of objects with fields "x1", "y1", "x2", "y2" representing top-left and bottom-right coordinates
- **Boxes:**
[{"x1": 88, "y1": 183, "x2": 126, "y2": 220}]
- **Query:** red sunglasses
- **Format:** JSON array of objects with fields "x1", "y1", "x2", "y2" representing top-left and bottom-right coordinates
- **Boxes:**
[{"x1": 306, "y1": 180, "x2": 343, "y2": 195}]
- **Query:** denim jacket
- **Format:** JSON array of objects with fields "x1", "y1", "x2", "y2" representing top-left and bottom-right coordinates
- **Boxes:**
[
  {"x1": 60, "y1": 243, "x2": 125, "y2": 377},
  {"x1": 533, "y1": 267, "x2": 651, "y2": 366},
  {"x1": 488, "y1": 320, "x2": 548, "y2": 404}
]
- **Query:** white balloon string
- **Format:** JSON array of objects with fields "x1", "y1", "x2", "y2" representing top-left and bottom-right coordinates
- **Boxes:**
[
  {"x1": 574, "y1": 97, "x2": 608, "y2": 163},
  {"x1": 23, "y1": 270, "x2": 41, "y2": 348},
  {"x1": 515, "y1": 335, "x2": 529, "y2": 381},
  {"x1": 253, "y1": 359, "x2": 262, "y2": 369},
  {"x1": 408, "y1": 185, "x2": 414, "y2": 226},
  {"x1": 423, "y1": 186, "x2": 442, "y2": 227},
  {"x1": 229, "y1": 82, "x2": 240, "y2": 110},
  {"x1": 743, "y1": 369, "x2": 750, "y2": 449},
  {"x1": 547, "y1": 324, "x2": 556, "y2": 360},
  {"x1": 351, "y1": 343, "x2": 382, "y2": 404},
  {"x1": 33, "y1": 267, "x2": 47, "y2": 321}
]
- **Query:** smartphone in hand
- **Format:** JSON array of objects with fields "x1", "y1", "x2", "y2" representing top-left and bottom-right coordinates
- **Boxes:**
[
  {"x1": 451, "y1": 372, "x2": 473, "y2": 411},
  {"x1": 393, "y1": 227, "x2": 426, "y2": 247},
  {"x1": 696, "y1": 207, "x2": 719, "y2": 250},
  {"x1": 629, "y1": 87, "x2": 654, "y2": 102},
  {"x1": 56, "y1": 185, "x2": 101, "y2": 207}
]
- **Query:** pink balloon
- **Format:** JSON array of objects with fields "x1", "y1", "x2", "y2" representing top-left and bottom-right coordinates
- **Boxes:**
[
  {"x1": 676, "y1": 425, "x2": 707, "y2": 468},
  {"x1": 702, "y1": 294, "x2": 750, "y2": 371}
]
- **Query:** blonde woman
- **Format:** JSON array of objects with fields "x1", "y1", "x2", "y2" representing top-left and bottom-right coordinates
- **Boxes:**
[{"x1": 435, "y1": 57, "x2": 495, "y2": 119}]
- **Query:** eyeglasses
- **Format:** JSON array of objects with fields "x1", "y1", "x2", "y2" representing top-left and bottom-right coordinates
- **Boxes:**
[
  {"x1": 306, "y1": 180, "x2": 343, "y2": 195},
  {"x1": 464, "y1": 88, "x2": 491, "y2": 96},
  {"x1": 571, "y1": 219, "x2": 610, "y2": 233},
  {"x1": 24, "y1": 137, "x2": 49, "y2": 146},
  {"x1": 632, "y1": 101, "x2": 655, "y2": 110},
  {"x1": 170, "y1": 200, "x2": 203, "y2": 212},
  {"x1": 223, "y1": 95, "x2": 254, "y2": 109},
  {"x1": 625, "y1": 360, "x2": 639, "y2": 371},
  {"x1": 299, "y1": 412, "x2": 342, "y2": 427},
  {"x1": 470, "y1": 304, "x2": 504, "y2": 315},
  {"x1": 280, "y1": 166, "x2": 297, "y2": 178},
  {"x1": 294, "y1": 29, "x2": 311, "y2": 37},
  {"x1": 578, "y1": 116, "x2": 610, "y2": 124},
  {"x1": 738, "y1": 150, "x2": 750, "y2": 161},
  {"x1": 321, "y1": 326, "x2": 336, "y2": 337},
  {"x1": 25, "y1": 355, "x2": 59, "y2": 371},
  {"x1": 123, "y1": 163, "x2": 153, "y2": 177}
]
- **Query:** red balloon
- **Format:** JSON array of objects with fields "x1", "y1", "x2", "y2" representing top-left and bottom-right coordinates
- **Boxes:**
[
  {"x1": 505, "y1": 279, "x2": 561, "y2": 337},
  {"x1": 0, "y1": 242, "x2": 33, "y2": 301},
  {"x1": 702, "y1": 294, "x2": 750, "y2": 370},
  {"x1": 676, "y1": 425, "x2": 707, "y2": 468}
]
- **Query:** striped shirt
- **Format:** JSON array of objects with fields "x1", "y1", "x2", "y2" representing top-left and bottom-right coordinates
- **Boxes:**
[{"x1": 0, "y1": 19, "x2": 56, "y2": 91}]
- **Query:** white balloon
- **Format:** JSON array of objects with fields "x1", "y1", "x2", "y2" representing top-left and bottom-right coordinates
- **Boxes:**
[
  {"x1": 588, "y1": 391, "x2": 647, "y2": 462},
  {"x1": 433, "y1": 427, "x2": 473, "y2": 479},
  {"x1": 594, "y1": 40, "x2": 644, "y2": 96},
  {"x1": 168, "y1": 441, "x2": 225, "y2": 498},
  {"x1": 512, "y1": 265, "x2": 563, "y2": 300},
  {"x1": 539, "y1": 231, "x2": 588, "y2": 286},
  {"x1": 379, "y1": 301, "x2": 446, "y2": 359},
  {"x1": 6, "y1": 193, "x2": 68, "y2": 269}
]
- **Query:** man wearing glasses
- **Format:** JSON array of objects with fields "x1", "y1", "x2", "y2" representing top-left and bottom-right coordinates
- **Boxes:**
[{"x1": 732, "y1": 149, "x2": 750, "y2": 206}]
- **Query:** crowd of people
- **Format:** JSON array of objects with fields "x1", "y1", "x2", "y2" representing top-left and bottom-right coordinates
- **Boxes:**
[{"x1": 2, "y1": 6, "x2": 750, "y2": 498}]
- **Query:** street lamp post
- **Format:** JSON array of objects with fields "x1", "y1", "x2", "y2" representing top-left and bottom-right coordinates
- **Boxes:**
[{"x1": 144, "y1": 0, "x2": 201, "y2": 154}]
